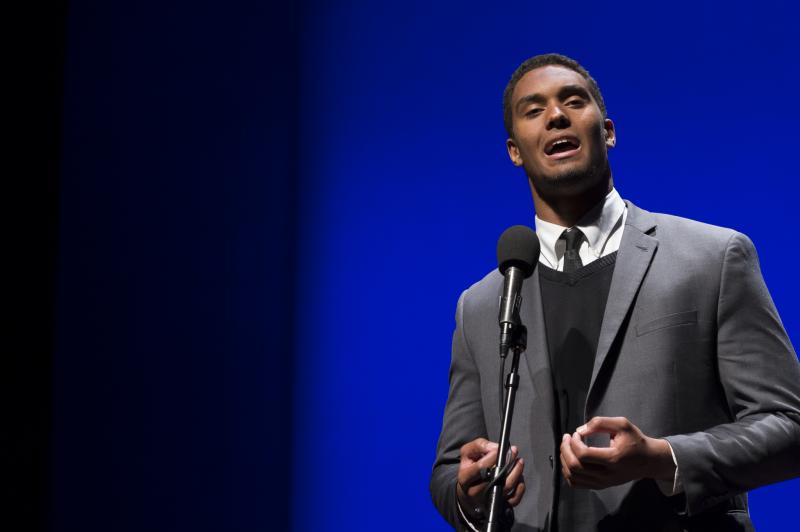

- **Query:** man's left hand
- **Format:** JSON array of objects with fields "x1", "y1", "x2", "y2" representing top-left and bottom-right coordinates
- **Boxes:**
[{"x1": 559, "y1": 416, "x2": 675, "y2": 490}]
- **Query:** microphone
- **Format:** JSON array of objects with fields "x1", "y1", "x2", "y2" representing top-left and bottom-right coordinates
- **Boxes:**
[{"x1": 496, "y1": 225, "x2": 540, "y2": 357}]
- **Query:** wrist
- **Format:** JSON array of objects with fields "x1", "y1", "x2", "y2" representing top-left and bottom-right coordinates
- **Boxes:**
[{"x1": 645, "y1": 437, "x2": 676, "y2": 481}]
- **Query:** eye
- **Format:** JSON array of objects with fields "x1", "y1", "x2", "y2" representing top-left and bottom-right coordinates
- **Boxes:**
[
  {"x1": 566, "y1": 97, "x2": 586, "y2": 107},
  {"x1": 525, "y1": 107, "x2": 544, "y2": 118}
]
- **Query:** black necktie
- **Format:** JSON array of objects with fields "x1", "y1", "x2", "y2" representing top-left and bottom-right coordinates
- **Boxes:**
[{"x1": 562, "y1": 229, "x2": 584, "y2": 273}]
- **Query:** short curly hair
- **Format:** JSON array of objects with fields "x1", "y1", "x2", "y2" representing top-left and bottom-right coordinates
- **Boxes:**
[{"x1": 502, "y1": 53, "x2": 607, "y2": 138}]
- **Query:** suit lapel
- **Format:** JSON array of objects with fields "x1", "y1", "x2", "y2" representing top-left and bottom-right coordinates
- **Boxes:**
[{"x1": 587, "y1": 202, "x2": 659, "y2": 405}]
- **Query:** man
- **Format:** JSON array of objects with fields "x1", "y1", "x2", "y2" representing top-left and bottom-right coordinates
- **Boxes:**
[{"x1": 430, "y1": 53, "x2": 800, "y2": 531}]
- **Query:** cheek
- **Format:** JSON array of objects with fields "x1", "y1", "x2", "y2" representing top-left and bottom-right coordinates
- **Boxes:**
[
  {"x1": 515, "y1": 136, "x2": 542, "y2": 162},
  {"x1": 520, "y1": 144, "x2": 539, "y2": 162},
  {"x1": 585, "y1": 118, "x2": 607, "y2": 146}
]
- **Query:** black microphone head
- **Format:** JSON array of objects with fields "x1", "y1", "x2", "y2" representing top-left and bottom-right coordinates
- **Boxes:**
[{"x1": 497, "y1": 225, "x2": 540, "y2": 277}]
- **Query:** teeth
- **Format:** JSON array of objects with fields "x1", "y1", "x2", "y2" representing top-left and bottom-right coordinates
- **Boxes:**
[{"x1": 547, "y1": 138, "x2": 577, "y2": 154}]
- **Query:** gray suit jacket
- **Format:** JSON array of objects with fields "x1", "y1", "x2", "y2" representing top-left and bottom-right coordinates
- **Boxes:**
[{"x1": 431, "y1": 201, "x2": 800, "y2": 531}]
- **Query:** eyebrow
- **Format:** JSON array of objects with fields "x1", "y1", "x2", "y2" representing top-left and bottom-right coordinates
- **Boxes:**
[{"x1": 515, "y1": 84, "x2": 592, "y2": 114}]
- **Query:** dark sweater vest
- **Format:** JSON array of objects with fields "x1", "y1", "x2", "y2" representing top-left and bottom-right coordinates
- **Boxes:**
[{"x1": 539, "y1": 252, "x2": 617, "y2": 532}]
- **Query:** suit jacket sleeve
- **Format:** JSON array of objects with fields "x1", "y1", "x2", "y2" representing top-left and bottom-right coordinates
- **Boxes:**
[
  {"x1": 430, "y1": 290, "x2": 489, "y2": 530},
  {"x1": 665, "y1": 232, "x2": 800, "y2": 515}
]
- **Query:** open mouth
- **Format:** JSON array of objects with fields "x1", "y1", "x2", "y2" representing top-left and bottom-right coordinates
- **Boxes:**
[{"x1": 544, "y1": 136, "x2": 581, "y2": 159}]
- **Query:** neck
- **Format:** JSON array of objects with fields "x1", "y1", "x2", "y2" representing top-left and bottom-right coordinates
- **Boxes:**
[{"x1": 531, "y1": 174, "x2": 613, "y2": 228}]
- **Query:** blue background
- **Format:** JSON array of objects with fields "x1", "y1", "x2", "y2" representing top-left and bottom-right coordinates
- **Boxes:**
[{"x1": 46, "y1": 1, "x2": 799, "y2": 531}]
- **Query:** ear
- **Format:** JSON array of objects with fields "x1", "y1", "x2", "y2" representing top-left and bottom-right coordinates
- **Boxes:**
[
  {"x1": 506, "y1": 138, "x2": 524, "y2": 166},
  {"x1": 604, "y1": 118, "x2": 616, "y2": 148}
]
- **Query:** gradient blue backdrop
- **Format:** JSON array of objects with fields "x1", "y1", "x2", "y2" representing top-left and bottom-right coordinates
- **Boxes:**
[
  {"x1": 292, "y1": 1, "x2": 799, "y2": 531},
  {"x1": 51, "y1": 1, "x2": 799, "y2": 531}
]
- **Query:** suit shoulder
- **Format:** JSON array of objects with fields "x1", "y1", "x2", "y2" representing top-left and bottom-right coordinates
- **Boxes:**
[
  {"x1": 627, "y1": 202, "x2": 757, "y2": 269},
  {"x1": 649, "y1": 212, "x2": 739, "y2": 245},
  {"x1": 462, "y1": 269, "x2": 503, "y2": 309}
]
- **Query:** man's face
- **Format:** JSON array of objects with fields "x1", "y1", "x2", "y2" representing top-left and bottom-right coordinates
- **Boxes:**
[{"x1": 506, "y1": 65, "x2": 615, "y2": 197}]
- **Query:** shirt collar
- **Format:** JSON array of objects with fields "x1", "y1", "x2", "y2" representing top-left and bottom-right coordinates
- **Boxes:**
[{"x1": 534, "y1": 188, "x2": 626, "y2": 268}]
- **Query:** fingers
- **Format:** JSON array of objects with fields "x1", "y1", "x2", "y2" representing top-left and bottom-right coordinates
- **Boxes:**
[
  {"x1": 561, "y1": 433, "x2": 609, "y2": 489},
  {"x1": 458, "y1": 438, "x2": 498, "y2": 488},
  {"x1": 577, "y1": 416, "x2": 631, "y2": 437},
  {"x1": 459, "y1": 447, "x2": 498, "y2": 492},
  {"x1": 460, "y1": 438, "x2": 498, "y2": 462},
  {"x1": 475, "y1": 448, "x2": 500, "y2": 471},
  {"x1": 503, "y1": 452, "x2": 524, "y2": 494},
  {"x1": 494, "y1": 447, "x2": 524, "y2": 507},
  {"x1": 457, "y1": 438, "x2": 499, "y2": 508},
  {"x1": 459, "y1": 451, "x2": 498, "y2": 502},
  {"x1": 458, "y1": 439, "x2": 530, "y2": 506},
  {"x1": 560, "y1": 434, "x2": 580, "y2": 486},
  {"x1": 507, "y1": 472, "x2": 526, "y2": 506},
  {"x1": 570, "y1": 431, "x2": 616, "y2": 466}
]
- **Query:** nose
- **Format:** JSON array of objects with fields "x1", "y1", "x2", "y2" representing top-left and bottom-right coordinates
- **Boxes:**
[{"x1": 546, "y1": 104, "x2": 570, "y2": 129}]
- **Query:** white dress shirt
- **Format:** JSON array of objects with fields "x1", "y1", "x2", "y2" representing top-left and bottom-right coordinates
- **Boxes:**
[{"x1": 534, "y1": 187, "x2": 626, "y2": 271}]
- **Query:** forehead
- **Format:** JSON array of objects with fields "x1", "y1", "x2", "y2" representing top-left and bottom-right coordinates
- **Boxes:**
[{"x1": 512, "y1": 65, "x2": 590, "y2": 103}]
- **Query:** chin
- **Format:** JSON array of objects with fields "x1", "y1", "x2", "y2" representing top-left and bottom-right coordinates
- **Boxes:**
[
  {"x1": 531, "y1": 160, "x2": 608, "y2": 197},
  {"x1": 536, "y1": 168, "x2": 594, "y2": 194}
]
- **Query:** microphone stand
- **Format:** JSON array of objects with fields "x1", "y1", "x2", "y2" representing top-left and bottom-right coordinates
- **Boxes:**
[{"x1": 484, "y1": 324, "x2": 527, "y2": 532}]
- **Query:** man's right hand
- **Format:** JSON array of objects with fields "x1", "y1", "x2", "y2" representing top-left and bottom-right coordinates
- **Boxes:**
[{"x1": 456, "y1": 438, "x2": 526, "y2": 521}]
